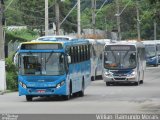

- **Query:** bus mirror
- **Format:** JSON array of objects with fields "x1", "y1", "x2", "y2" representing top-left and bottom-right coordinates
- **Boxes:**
[
  {"x1": 14, "y1": 52, "x2": 19, "y2": 66},
  {"x1": 67, "y1": 56, "x2": 71, "y2": 64}
]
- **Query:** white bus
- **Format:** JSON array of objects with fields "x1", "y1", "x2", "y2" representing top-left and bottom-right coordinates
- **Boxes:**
[
  {"x1": 103, "y1": 40, "x2": 146, "y2": 86},
  {"x1": 88, "y1": 39, "x2": 110, "y2": 81}
]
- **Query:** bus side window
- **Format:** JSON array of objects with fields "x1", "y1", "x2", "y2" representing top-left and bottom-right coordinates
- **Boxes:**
[
  {"x1": 82, "y1": 46, "x2": 85, "y2": 61},
  {"x1": 84, "y1": 45, "x2": 87, "y2": 60},
  {"x1": 73, "y1": 47, "x2": 76, "y2": 63},
  {"x1": 87, "y1": 45, "x2": 90, "y2": 60},
  {"x1": 70, "y1": 47, "x2": 73, "y2": 63},
  {"x1": 76, "y1": 46, "x2": 78, "y2": 63}
]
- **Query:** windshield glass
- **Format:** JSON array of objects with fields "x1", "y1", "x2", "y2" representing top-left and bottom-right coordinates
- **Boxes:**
[
  {"x1": 145, "y1": 45, "x2": 156, "y2": 57},
  {"x1": 104, "y1": 51, "x2": 136, "y2": 70},
  {"x1": 19, "y1": 52, "x2": 65, "y2": 76}
]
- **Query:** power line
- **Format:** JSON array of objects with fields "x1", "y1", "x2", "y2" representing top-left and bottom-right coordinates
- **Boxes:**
[
  {"x1": 6, "y1": 18, "x2": 54, "y2": 28},
  {"x1": 4, "y1": 0, "x2": 14, "y2": 12},
  {"x1": 7, "y1": 7, "x2": 54, "y2": 20},
  {"x1": 96, "y1": 0, "x2": 109, "y2": 16},
  {"x1": 60, "y1": 2, "x2": 78, "y2": 26}
]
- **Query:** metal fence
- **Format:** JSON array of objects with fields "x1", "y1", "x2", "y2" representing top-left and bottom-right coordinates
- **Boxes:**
[{"x1": 7, "y1": 40, "x2": 20, "y2": 56}]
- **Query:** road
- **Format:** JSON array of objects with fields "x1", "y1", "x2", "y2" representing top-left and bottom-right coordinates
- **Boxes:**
[{"x1": 0, "y1": 66, "x2": 160, "y2": 114}]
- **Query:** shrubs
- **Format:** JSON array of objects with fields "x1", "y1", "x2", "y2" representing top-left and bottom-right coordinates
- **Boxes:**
[{"x1": 5, "y1": 56, "x2": 18, "y2": 91}]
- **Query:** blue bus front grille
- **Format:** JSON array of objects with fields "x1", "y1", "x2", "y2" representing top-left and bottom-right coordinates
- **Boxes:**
[{"x1": 27, "y1": 79, "x2": 55, "y2": 82}]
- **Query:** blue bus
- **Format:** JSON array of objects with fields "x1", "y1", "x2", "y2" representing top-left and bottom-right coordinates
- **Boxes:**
[
  {"x1": 103, "y1": 40, "x2": 146, "y2": 86},
  {"x1": 142, "y1": 41, "x2": 158, "y2": 67},
  {"x1": 14, "y1": 39, "x2": 91, "y2": 101}
]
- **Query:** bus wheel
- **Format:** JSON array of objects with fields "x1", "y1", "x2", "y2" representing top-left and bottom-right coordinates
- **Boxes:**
[
  {"x1": 63, "y1": 82, "x2": 72, "y2": 100},
  {"x1": 106, "y1": 82, "x2": 110, "y2": 86},
  {"x1": 26, "y1": 95, "x2": 33, "y2": 101},
  {"x1": 79, "y1": 80, "x2": 84, "y2": 97},
  {"x1": 134, "y1": 81, "x2": 140, "y2": 86},
  {"x1": 140, "y1": 80, "x2": 143, "y2": 84},
  {"x1": 91, "y1": 76, "x2": 95, "y2": 81},
  {"x1": 154, "y1": 64, "x2": 158, "y2": 67}
]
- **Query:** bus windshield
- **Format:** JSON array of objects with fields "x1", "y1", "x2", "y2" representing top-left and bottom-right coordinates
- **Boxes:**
[
  {"x1": 104, "y1": 51, "x2": 136, "y2": 70},
  {"x1": 145, "y1": 45, "x2": 156, "y2": 57},
  {"x1": 19, "y1": 52, "x2": 65, "y2": 76}
]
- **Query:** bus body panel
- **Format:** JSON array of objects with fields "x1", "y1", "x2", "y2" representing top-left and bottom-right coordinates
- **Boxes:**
[{"x1": 18, "y1": 75, "x2": 67, "y2": 96}]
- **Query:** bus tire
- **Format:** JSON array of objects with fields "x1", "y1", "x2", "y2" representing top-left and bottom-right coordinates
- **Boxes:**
[
  {"x1": 63, "y1": 81, "x2": 72, "y2": 100},
  {"x1": 140, "y1": 80, "x2": 143, "y2": 84},
  {"x1": 134, "y1": 81, "x2": 139, "y2": 86},
  {"x1": 91, "y1": 76, "x2": 95, "y2": 81},
  {"x1": 106, "y1": 82, "x2": 110, "y2": 86},
  {"x1": 154, "y1": 64, "x2": 158, "y2": 67},
  {"x1": 26, "y1": 95, "x2": 33, "y2": 101},
  {"x1": 79, "y1": 80, "x2": 84, "y2": 97}
]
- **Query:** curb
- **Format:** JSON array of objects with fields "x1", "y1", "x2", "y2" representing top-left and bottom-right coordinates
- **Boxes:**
[
  {"x1": 0, "y1": 91, "x2": 5, "y2": 95},
  {"x1": 0, "y1": 90, "x2": 11, "y2": 95}
]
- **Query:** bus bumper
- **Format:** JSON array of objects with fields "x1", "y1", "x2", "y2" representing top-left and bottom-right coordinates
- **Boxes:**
[
  {"x1": 18, "y1": 83, "x2": 67, "y2": 96},
  {"x1": 103, "y1": 76, "x2": 137, "y2": 83}
]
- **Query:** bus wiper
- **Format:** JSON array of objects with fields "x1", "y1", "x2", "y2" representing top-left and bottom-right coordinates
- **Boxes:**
[{"x1": 46, "y1": 52, "x2": 53, "y2": 63}]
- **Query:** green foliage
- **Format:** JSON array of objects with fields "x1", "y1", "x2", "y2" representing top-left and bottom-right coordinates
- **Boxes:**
[
  {"x1": 5, "y1": 56, "x2": 18, "y2": 91},
  {"x1": 4, "y1": 0, "x2": 160, "y2": 39},
  {"x1": 5, "y1": 29, "x2": 39, "y2": 44}
]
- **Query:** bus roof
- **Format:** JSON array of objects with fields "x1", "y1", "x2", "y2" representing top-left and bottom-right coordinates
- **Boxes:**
[
  {"x1": 142, "y1": 40, "x2": 157, "y2": 45},
  {"x1": 35, "y1": 35, "x2": 74, "y2": 41},
  {"x1": 20, "y1": 39, "x2": 90, "y2": 49},
  {"x1": 105, "y1": 40, "x2": 144, "y2": 48},
  {"x1": 154, "y1": 40, "x2": 160, "y2": 44},
  {"x1": 87, "y1": 39, "x2": 111, "y2": 44}
]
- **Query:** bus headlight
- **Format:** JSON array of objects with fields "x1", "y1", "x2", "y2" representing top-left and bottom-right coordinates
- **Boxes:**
[
  {"x1": 22, "y1": 84, "x2": 27, "y2": 89},
  {"x1": 105, "y1": 72, "x2": 113, "y2": 78},
  {"x1": 56, "y1": 81, "x2": 65, "y2": 89},
  {"x1": 56, "y1": 83, "x2": 61, "y2": 89},
  {"x1": 130, "y1": 71, "x2": 136, "y2": 77},
  {"x1": 127, "y1": 71, "x2": 136, "y2": 78},
  {"x1": 19, "y1": 82, "x2": 27, "y2": 89}
]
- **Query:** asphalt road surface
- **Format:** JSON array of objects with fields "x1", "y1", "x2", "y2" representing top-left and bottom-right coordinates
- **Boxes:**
[{"x1": 0, "y1": 66, "x2": 160, "y2": 114}]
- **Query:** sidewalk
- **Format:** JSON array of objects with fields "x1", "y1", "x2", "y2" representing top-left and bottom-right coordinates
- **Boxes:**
[{"x1": 0, "y1": 90, "x2": 11, "y2": 95}]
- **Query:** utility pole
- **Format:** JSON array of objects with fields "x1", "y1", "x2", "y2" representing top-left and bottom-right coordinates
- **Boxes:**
[
  {"x1": 154, "y1": 21, "x2": 157, "y2": 40},
  {"x1": 154, "y1": 9, "x2": 157, "y2": 40},
  {"x1": 45, "y1": 0, "x2": 49, "y2": 35},
  {"x1": 0, "y1": 0, "x2": 6, "y2": 91},
  {"x1": 55, "y1": 0, "x2": 60, "y2": 35},
  {"x1": 136, "y1": 0, "x2": 140, "y2": 40},
  {"x1": 116, "y1": 0, "x2": 121, "y2": 41},
  {"x1": 77, "y1": 0, "x2": 81, "y2": 37},
  {"x1": 92, "y1": 0, "x2": 96, "y2": 35}
]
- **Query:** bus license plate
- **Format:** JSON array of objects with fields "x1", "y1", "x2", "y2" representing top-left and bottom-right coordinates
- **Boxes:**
[{"x1": 37, "y1": 90, "x2": 46, "y2": 93}]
